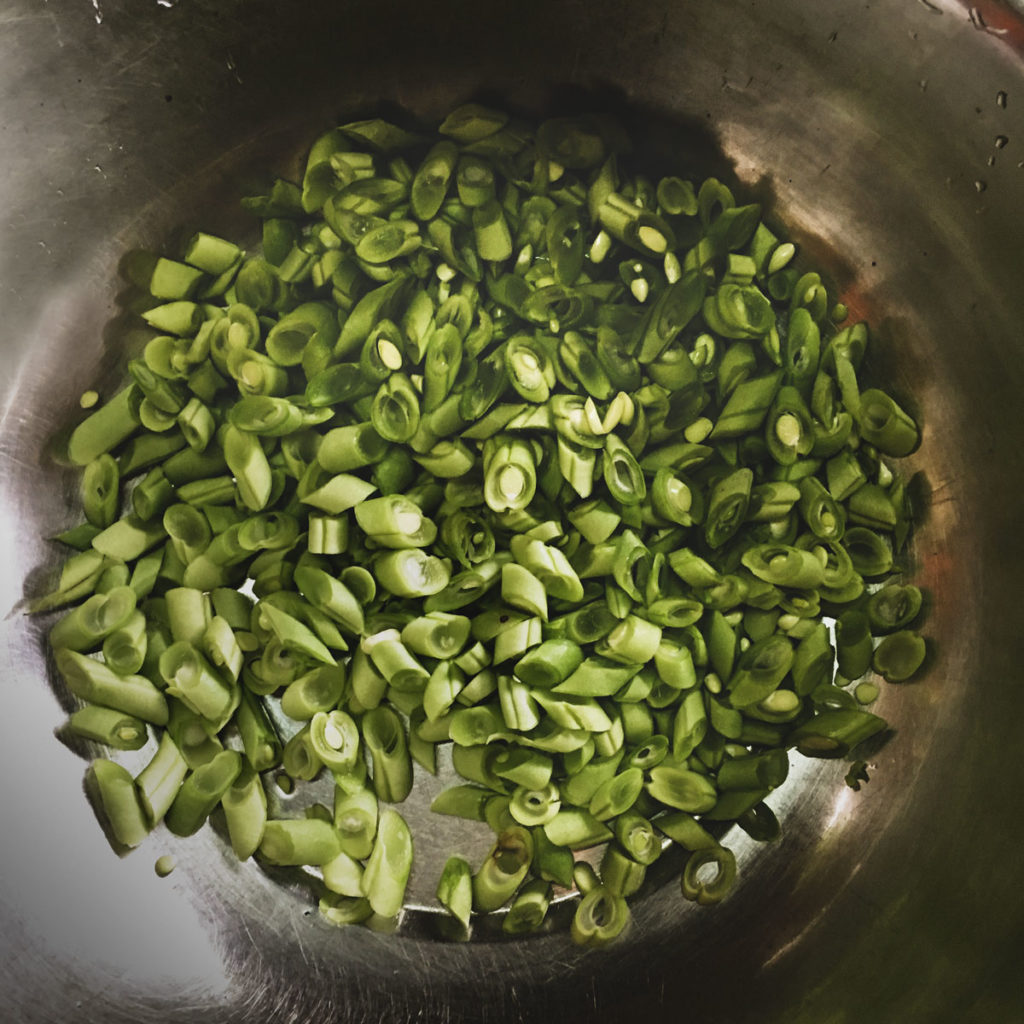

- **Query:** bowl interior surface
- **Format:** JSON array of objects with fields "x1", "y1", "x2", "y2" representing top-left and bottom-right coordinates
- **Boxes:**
[{"x1": 2, "y1": 1, "x2": 1023, "y2": 1021}]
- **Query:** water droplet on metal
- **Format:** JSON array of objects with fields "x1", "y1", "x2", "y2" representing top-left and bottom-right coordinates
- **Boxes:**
[
  {"x1": 986, "y1": 155, "x2": 996, "y2": 167},
  {"x1": 973, "y1": 179, "x2": 987, "y2": 193},
  {"x1": 996, "y1": 90, "x2": 1008, "y2": 109},
  {"x1": 995, "y1": 135, "x2": 1009, "y2": 149}
]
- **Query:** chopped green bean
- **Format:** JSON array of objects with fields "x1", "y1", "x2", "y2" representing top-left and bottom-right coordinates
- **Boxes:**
[
  {"x1": 165, "y1": 748, "x2": 242, "y2": 837},
  {"x1": 872, "y1": 629, "x2": 927, "y2": 682},
  {"x1": 259, "y1": 818, "x2": 342, "y2": 866},
  {"x1": 85, "y1": 758, "x2": 151, "y2": 848},
  {"x1": 222, "y1": 765, "x2": 268, "y2": 860},
  {"x1": 68, "y1": 704, "x2": 148, "y2": 750},
  {"x1": 36, "y1": 104, "x2": 928, "y2": 949},
  {"x1": 134, "y1": 731, "x2": 189, "y2": 826},
  {"x1": 362, "y1": 808, "x2": 413, "y2": 917}
]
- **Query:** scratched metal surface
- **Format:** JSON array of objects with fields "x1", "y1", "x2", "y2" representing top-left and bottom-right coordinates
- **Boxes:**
[{"x1": 2, "y1": 0, "x2": 1023, "y2": 1021}]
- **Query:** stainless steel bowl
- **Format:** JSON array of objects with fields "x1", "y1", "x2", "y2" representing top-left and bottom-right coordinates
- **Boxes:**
[{"x1": 3, "y1": 1, "x2": 1024, "y2": 1020}]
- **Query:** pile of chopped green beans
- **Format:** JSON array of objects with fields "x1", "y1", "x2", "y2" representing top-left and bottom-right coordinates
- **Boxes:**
[{"x1": 37, "y1": 104, "x2": 927, "y2": 946}]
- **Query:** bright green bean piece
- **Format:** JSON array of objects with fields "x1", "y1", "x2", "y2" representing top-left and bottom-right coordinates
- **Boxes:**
[
  {"x1": 319, "y1": 894, "x2": 374, "y2": 929},
  {"x1": 102, "y1": 609, "x2": 148, "y2": 675},
  {"x1": 301, "y1": 473, "x2": 378, "y2": 515},
  {"x1": 362, "y1": 808, "x2": 413, "y2": 918},
  {"x1": 67, "y1": 386, "x2": 143, "y2": 466},
  {"x1": 280, "y1": 664, "x2": 347, "y2": 721},
  {"x1": 56, "y1": 649, "x2": 168, "y2": 725},
  {"x1": 542, "y1": 808, "x2": 613, "y2": 849},
  {"x1": 135, "y1": 731, "x2": 189, "y2": 826},
  {"x1": 68, "y1": 704, "x2": 148, "y2": 750},
  {"x1": 436, "y1": 855, "x2": 474, "y2": 931},
  {"x1": 260, "y1": 818, "x2": 342, "y2": 867},
  {"x1": 50, "y1": 586, "x2": 138, "y2": 652},
  {"x1": 320, "y1": 848, "x2": 366, "y2": 899},
  {"x1": 165, "y1": 749, "x2": 242, "y2": 837},
  {"x1": 362, "y1": 706, "x2": 413, "y2": 803},
  {"x1": 159, "y1": 641, "x2": 236, "y2": 725},
  {"x1": 600, "y1": 845, "x2": 647, "y2": 897},
  {"x1": 646, "y1": 764, "x2": 718, "y2": 813},
  {"x1": 331, "y1": 786, "x2": 377, "y2": 860},
  {"x1": 374, "y1": 549, "x2": 451, "y2": 599},
  {"x1": 85, "y1": 758, "x2": 151, "y2": 849},
  {"x1": 857, "y1": 389, "x2": 919, "y2": 456}
]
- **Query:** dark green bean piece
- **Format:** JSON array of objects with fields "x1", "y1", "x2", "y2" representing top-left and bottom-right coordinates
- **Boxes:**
[
  {"x1": 232, "y1": 687, "x2": 281, "y2": 771},
  {"x1": 704, "y1": 468, "x2": 753, "y2": 548},
  {"x1": 571, "y1": 885, "x2": 631, "y2": 948},
  {"x1": 680, "y1": 845, "x2": 737, "y2": 905},
  {"x1": 410, "y1": 140, "x2": 459, "y2": 219},
  {"x1": 635, "y1": 272, "x2": 704, "y2": 365},
  {"x1": 856, "y1": 389, "x2": 919, "y2": 456},
  {"x1": 791, "y1": 621, "x2": 834, "y2": 696},
  {"x1": 835, "y1": 610, "x2": 873, "y2": 680},
  {"x1": 842, "y1": 526, "x2": 894, "y2": 578},
  {"x1": 543, "y1": 204, "x2": 584, "y2": 286},
  {"x1": 872, "y1": 629, "x2": 926, "y2": 682},
  {"x1": 798, "y1": 475, "x2": 846, "y2": 541},
  {"x1": 783, "y1": 307, "x2": 821, "y2": 389},
  {"x1": 866, "y1": 583, "x2": 923, "y2": 634},
  {"x1": 709, "y1": 371, "x2": 782, "y2": 440},
  {"x1": 788, "y1": 708, "x2": 887, "y2": 757},
  {"x1": 602, "y1": 434, "x2": 646, "y2": 507},
  {"x1": 847, "y1": 483, "x2": 898, "y2": 531},
  {"x1": 305, "y1": 362, "x2": 377, "y2": 408},
  {"x1": 727, "y1": 634, "x2": 794, "y2": 708},
  {"x1": 717, "y1": 749, "x2": 789, "y2": 791}
]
